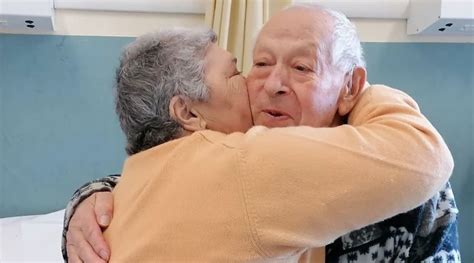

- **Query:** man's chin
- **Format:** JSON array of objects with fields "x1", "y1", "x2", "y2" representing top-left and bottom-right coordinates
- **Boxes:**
[{"x1": 255, "y1": 118, "x2": 295, "y2": 128}]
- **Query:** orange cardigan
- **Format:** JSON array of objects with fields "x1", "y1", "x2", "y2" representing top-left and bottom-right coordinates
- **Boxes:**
[{"x1": 104, "y1": 85, "x2": 453, "y2": 262}]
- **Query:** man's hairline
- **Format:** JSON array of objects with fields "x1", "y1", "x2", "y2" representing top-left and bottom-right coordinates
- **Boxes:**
[{"x1": 250, "y1": 5, "x2": 335, "y2": 71}]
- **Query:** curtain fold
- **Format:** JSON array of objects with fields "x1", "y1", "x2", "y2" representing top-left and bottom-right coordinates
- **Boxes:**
[{"x1": 205, "y1": 0, "x2": 291, "y2": 74}]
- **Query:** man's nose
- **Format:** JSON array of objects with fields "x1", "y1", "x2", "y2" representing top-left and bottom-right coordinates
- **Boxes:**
[{"x1": 263, "y1": 65, "x2": 290, "y2": 97}]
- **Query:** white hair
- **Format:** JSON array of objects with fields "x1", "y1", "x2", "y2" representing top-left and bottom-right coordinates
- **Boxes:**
[{"x1": 287, "y1": 3, "x2": 366, "y2": 73}]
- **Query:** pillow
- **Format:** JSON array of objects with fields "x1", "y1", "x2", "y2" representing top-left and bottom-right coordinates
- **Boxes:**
[{"x1": 0, "y1": 209, "x2": 64, "y2": 262}]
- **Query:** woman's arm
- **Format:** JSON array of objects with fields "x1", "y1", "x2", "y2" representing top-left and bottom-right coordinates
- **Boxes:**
[{"x1": 238, "y1": 85, "x2": 453, "y2": 256}]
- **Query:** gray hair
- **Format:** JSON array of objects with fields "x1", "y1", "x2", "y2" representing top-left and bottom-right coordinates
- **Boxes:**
[
  {"x1": 115, "y1": 28, "x2": 216, "y2": 155},
  {"x1": 287, "y1": 3, "x2": 366, "y2": 73}
]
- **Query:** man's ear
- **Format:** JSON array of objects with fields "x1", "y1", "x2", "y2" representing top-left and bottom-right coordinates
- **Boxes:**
[
  {"x1": 169, "y1": 96, "x2": 207, "y2": 132},
  {"x1": 337, "y1": 66, "x2": 367, "y2": 116}
]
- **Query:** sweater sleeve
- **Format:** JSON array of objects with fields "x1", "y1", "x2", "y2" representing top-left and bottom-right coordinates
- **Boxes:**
[
  {"x1": 61, "y1": 175, "x2": 121, "y2": 261},
  {"x1": 238, "y1": 85, "x2": 454, "y2": 257}
]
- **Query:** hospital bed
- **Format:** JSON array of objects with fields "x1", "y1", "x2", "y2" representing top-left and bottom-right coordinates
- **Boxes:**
[{"x1": 0, "y1": 210, "x2": 65, "y2": 262}]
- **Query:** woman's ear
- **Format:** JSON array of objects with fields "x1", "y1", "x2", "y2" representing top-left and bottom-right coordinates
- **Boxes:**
[
  {"x1": 337, "y1": 66, "x2": 367, "y2": 116},
  {"x1": 169, "y1": 96, "x2": 207, "y2": 132}
]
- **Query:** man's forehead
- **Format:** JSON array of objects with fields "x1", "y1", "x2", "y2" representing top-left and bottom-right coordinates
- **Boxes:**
[
  {"x1": 257, "y1": 7, "x2": 330, "y2": 41},
  {"x1": 254, "y1": 27, "x2": 321, "y2": 53},
  {"x1": 254, "y1": 37, "x2": 318, "y2": 55}
]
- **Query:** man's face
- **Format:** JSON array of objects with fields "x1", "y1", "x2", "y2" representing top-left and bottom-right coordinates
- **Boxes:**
[
  {"x1": 247, "y1": 8, "x2": 346, "y2": 128},
  {"x1": 195, "y1": 43, "x2": 253, "y2": 133}
]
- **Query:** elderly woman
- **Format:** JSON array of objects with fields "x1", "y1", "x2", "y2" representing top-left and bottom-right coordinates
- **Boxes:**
[
  {"x1": 115, "y1": 29, "x2": 252, "y2": 155},
  {"x1": 61, "y1": 26, "x2": 454, "y2": 262}
]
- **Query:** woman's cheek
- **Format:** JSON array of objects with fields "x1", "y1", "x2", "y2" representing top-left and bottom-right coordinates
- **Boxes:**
[{"x1": 229, "y1": 76, "x2": 248, "y2": 96}]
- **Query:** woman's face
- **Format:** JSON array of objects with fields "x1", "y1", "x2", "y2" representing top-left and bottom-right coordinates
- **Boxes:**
[{"x1": 193, "y1": 43, "x2": 253, "y2": 133}]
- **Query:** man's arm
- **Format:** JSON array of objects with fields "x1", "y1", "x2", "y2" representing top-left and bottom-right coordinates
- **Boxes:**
[{"x1": 235, "y1": 85, "x2": 453, "y2": 257}]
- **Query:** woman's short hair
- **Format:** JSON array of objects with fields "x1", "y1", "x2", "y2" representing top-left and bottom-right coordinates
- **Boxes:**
[{"x1": 115, "y1": 28, "x2": 216, "y2": 155}]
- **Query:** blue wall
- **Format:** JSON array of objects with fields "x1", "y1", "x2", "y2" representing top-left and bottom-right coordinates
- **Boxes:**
[
  {"x1": 363, "y1": 42, "x2": 473, "y2": 262},
  {"x1": 0, "y1": 35, "x2": 131, "y2": 217},
  {"x1": 0, "y1": 35, "x2": 472, "y2": 261}
]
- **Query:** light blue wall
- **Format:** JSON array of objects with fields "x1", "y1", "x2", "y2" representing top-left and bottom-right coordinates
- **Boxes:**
[
  {"x1": 0, "y1": 35, "x2": 131, "y2": 217},
  {"x1": 0, "y1": 35, "x2": 472, "y2": 261},
  {"x1": 363, "y1": 43, "x2": 473, "y2": 262}
]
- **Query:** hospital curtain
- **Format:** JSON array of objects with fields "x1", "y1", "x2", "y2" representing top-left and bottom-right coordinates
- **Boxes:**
[{"x1": 205, "y1": 0, "x2": 292, "y2": 74}]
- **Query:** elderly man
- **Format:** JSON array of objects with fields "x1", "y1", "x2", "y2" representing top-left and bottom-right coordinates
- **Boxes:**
[{"x1": 63, "y1": 4, "x2": 459, "y2": 263}]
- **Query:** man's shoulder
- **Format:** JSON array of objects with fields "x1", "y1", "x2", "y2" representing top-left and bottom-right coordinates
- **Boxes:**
[{"x1": 362, "y1": 83, "x2": 412, "y2": 100}]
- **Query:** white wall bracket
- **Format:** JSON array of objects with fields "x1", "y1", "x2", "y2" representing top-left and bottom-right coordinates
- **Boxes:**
[
  {"x1": 407, "y1": 0, "x2": 474, "y2": 35},
  {"x1": 0, "y1": 0, "x2": 55, "y2": 32}
]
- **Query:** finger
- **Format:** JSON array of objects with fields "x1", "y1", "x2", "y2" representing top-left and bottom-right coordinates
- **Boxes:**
[
  {"x1": 68, "y1": 197, "x2": 109, "y2": 262},
  {"x1": 94, "y1": 192, "x2": 114, "y2": 227},
  {"x1": 70, "y1": 228, "x2": 107, "y2": 263},
  {"x1": 67, "y1": 242, "x2": 83, "y2": 263},
  {"x1": 82, "y1": 214, "x2": 111, "y2": 261}
]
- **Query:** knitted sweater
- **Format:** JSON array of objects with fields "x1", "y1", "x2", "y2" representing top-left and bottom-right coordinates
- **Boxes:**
[{"x1": 100, "y1": 85, "x2": 453, "y2": 262}]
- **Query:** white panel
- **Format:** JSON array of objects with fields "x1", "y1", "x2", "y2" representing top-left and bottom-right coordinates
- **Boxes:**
[
  {"x1": 293, "y1": 0, "x2": 410, "y2": 19},
  {"x1": 0, "y1": 9, "x2": 206, "y2": 36},
  {"x1": 54, "y1": 0, "x2": 208, "y2": 14},
  {"x1": 440, "y1": 0, "x2": 474, "y2": 19}
]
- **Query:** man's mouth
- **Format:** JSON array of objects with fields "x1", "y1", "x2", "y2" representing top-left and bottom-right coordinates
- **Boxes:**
[{"x1": 262, "y1": 109, "x2": 289, "y2": 119}]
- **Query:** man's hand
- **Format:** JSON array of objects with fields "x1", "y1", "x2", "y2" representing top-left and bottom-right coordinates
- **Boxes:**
[{"x1": 66, "y1": 192, "x2": 114, "y2": 263}]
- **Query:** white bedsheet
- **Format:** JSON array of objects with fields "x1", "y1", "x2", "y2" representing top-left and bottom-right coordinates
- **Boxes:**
[{"x1": 0, "y1": 209, "x2": 64, "y2": 262}]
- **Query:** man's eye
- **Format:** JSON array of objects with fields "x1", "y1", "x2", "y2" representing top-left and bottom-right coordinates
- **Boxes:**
[
  {"x1": 255, "y1": 62, "x2": 267, "y2": 67},
  {"x1": 295, "y1": 65, "x2": 309, "y2": 72}
]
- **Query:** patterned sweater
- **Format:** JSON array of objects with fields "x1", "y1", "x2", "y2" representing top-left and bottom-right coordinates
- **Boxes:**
[{"x1": 326, "y1": 182, "x2": 459, "y2": 262}]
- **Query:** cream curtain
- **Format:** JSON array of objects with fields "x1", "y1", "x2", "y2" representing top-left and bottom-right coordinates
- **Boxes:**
[{"x1": 205, "y1": 0, "x2": 291, "y2": 74}]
